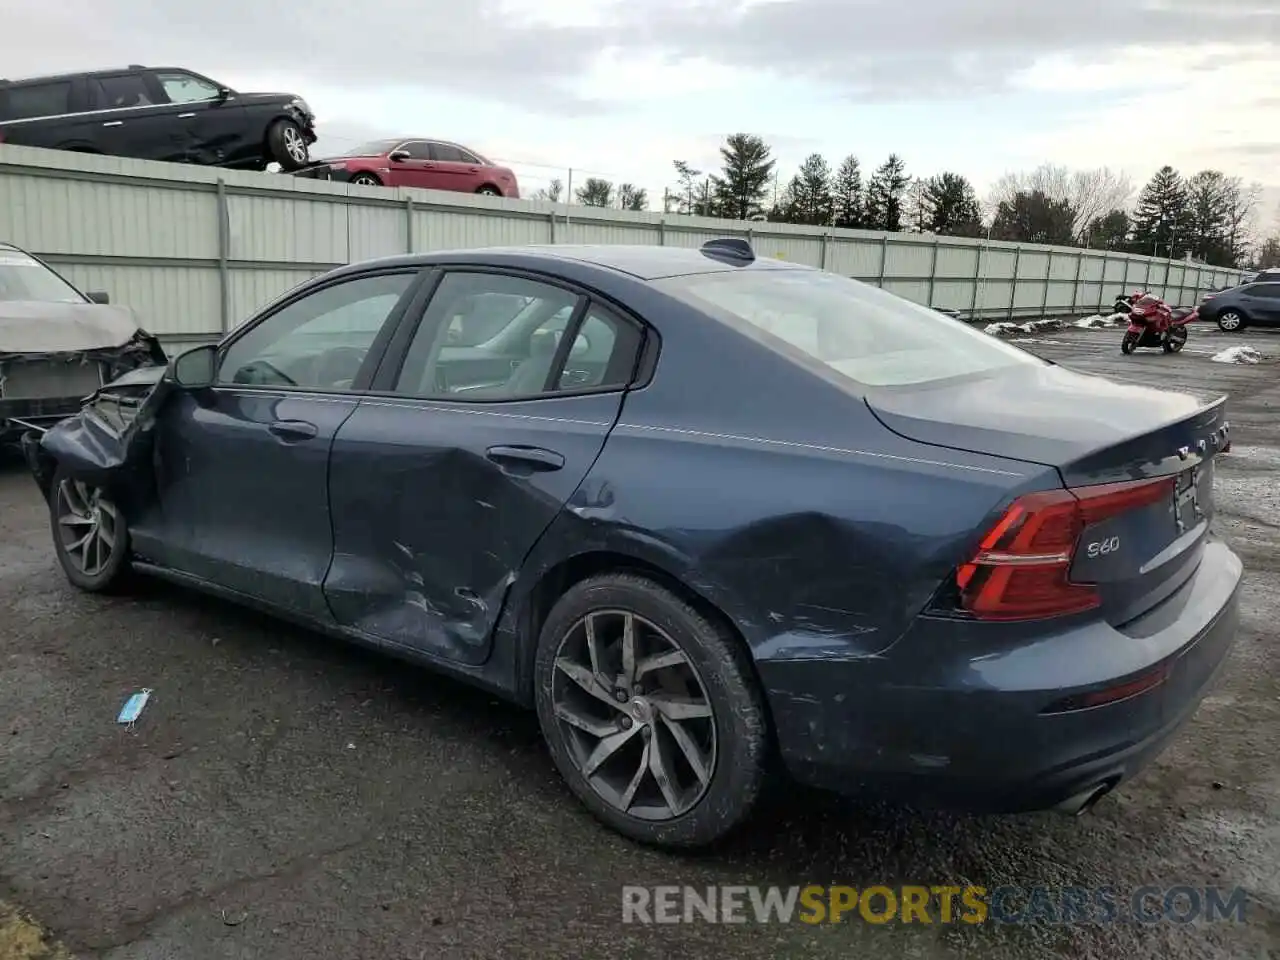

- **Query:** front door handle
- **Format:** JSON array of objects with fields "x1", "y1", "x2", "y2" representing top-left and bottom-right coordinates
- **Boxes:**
[
  {"x1": 268, "y1": 419, "x2": 318, "y2": 442},
  {"x1": 486, "y1": 445, "x2": 565, "y2": 472},
  {"x1": 178, "y1": 112, "x2": 196, "y2": 118},
  {"x1": 102, "y1": 121, "x2": 124, "y2": 127}
]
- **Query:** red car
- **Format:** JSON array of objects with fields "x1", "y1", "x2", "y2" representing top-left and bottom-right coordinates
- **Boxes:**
[{"x1": 292, "y1": 137, "x2": 519, "y2": 197}]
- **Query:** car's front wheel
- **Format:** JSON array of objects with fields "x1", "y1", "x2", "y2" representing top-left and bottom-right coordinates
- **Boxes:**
[
  {"x1": 267, "y1": 119, "x2": 310, "y2": 171},
  {"x1": 50, "y1": 469, "x2": 131, "y2": 592},
  {"x1": 475, "y1": 185, "x2": 502, "y2": 196},
  {"x1": 534, "y1": 572, "x2": 769, "y2": 849},
  {"x1": 350, "y1": 173, "x2": 382, "y2": 187}
]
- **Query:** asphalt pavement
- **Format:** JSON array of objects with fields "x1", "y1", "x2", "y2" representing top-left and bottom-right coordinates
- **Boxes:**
[{"x1": 2, "y1": 323, "x2": 1279, "y2": 959}]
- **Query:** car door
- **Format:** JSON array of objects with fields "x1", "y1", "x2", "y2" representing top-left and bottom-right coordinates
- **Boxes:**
[
  {"x1": 426, "y1": 141, "x2": 485, "y2": 193},
  {"x1": 383, "y1": 140, "x2": 439, "y2": 189},
  {"x1": 323, "y1": 268, "x2": 647, "y2": 664},
  {"x1": 144, "y1": 268, "x2": 426, "y2": 618},
  {"x1": 86, "y1": 71, "x2": 189, "y2": 162},
  {"x1": 149, "y1": 69, "x2": 246, "y2": 166},
  {"x1": 1244, "y1": 283, "x2": 1280, "y2": 324}
]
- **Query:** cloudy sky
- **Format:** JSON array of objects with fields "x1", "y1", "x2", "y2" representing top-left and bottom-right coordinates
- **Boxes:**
[{"x1": 9, "y1": 0, "x2": 1280, "y2": 219}]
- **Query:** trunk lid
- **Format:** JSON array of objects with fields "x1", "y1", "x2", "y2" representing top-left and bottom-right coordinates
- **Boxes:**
[{"x1": 867, "y1": 364, "x2": 1229, "y2": 624}]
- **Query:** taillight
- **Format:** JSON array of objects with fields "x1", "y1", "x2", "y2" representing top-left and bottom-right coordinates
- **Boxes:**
[{"x1": 956, "y1": 477, "x2": 1175, "y2": 621}]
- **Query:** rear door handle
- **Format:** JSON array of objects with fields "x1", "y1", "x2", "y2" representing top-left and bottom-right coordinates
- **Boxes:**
[
  {"x1": 178, "y1": 112, "x2": 196, "y2": 118},
  {"x1": 102, "y1": 121, "x2": 123, "y2": 127},
  {"x1": 486, "y1": 445, "x2": 564, "y2": 472},
  {"x1": 268, "y1": 419, "x2": 318, "y2": 442}
]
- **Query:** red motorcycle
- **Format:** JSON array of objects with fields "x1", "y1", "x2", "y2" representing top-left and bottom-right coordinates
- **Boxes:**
[{"x1": 1120, "y1": 293, "x2": 1198, "y2": 355}]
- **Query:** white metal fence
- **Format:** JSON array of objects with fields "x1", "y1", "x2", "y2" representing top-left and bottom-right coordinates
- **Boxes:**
[{"x1": 0, "y1": 144, "x2": 1247, "y2": 344}]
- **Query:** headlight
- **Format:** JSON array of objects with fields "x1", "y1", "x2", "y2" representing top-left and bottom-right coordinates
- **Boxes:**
[{"x1": 290, "y1": 97, "x2": 312, "y2": 116}]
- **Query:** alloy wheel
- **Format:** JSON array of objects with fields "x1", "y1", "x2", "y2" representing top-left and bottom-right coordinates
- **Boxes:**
[
  {"x1": 352, "y1": 174, "x2": 378, "y2": 186},
  {"x1": 1219, "y1": 311, "x2": 1242, "y2": 331},
  {"x1": 550, "y1": 609, "x2": 717, "y2": 821},
  {"x1": 283, "y1": 126, "x2": 307, "y2": 163},
  {"x1": 55, "y1": 479, "x2": 119, "y2": 578}
]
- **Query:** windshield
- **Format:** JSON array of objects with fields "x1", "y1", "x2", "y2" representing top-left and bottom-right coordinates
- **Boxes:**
[
  {"x1": 0, "y1": 248, "x2": 87, "y2": 304},
  {"x1": 345, "y1": 139, "x2": 402, "y2": 156},
  {"x1": 658, "y1": 268, "x2": 1041, "y2": 388}
]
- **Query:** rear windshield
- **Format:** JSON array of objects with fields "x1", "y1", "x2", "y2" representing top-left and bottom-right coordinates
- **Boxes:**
[
  {"x1": 0, "y1": 249, "x2": 87, "y2": 303},
  {"x1": 658, "y1": 268, "x2": 1040, "y2": 387}
]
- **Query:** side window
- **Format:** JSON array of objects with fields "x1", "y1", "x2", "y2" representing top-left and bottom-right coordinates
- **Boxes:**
[
  {"x1": 458, "y1": 149, "x2": 483, "y2": 164},
  {"x1": 154, "y1": 71, "x2": 220, "y2": 104},
  {"x1": 429, "y1": 142, "x2": 466, "y2": 163},
  {"x1": 555, "y1": 305, "x2": 643, "y2": 391},
  {"x1": 401, "y1": 141, "x2": 432, "y2": 160},
  {"x1": 394, "y1": 272, "x2": 579, "y2": 399},
  {"x1": 1249, "y1": 284, "x2": 1280, "y2": 299},
  {"x1": 3, "y1": 82, "x2": 72, "y2": 120},
  {"x1": 393, "y1": 272, "x2": 644, "y2": 400},
  {"x1": 94, "y1": 74, "x2": 155, "y2": 109},
  {"x1": 218, "y1": 272, "x2": 416, "y2": 390}
]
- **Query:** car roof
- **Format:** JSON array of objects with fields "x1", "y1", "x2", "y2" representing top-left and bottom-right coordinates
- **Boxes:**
[{"x1": 336, "y1": 242, "x2": 811, "y2": 282}]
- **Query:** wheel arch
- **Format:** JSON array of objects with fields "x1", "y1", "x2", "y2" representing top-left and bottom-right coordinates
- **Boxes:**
[{"x1": 511, "y1": 548, "x2": 771, "y2": 716}]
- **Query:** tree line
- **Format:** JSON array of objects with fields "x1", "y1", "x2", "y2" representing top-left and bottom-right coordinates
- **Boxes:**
[{"x1": 536, "y1": 134, "x2": 1265, "y2": 269}]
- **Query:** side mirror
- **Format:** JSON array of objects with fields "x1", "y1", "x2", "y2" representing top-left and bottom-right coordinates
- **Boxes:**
[
  {"x1": 216, "y1": 87, "x2": 232, "y2": 102},
  {"x1": 388, "y1": 149, "x2": 410, "y2": 162},
  {"x1": 169, "y1": 344, "x2": 217, "y2": 389},
  {"x1": 86, "y1": 291, "x2": 110, "y2": 304}
]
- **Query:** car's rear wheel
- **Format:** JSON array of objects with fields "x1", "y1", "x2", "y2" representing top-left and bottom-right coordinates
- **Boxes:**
[
  {"x1": 533, "y1": 573, "x2": 768, "y2": 849},
  {"x1": 1217, "y1": 310, "x2": 1245, "y2": 332},
  {"x1": 267, "y1": 119, "x2": 309, "y2": 171},
  {"x1": 50, "y1": 469, "x2": 131, "y2": 593},
  {"x1": 350, "y1": 173, "x2": 381, "y2": 187},
  {"x1": 475, "y1": 185, "x2": 502, "y2": 196}
]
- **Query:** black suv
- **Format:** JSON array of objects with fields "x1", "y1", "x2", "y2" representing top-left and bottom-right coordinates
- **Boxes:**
[{"x1": 0, "y1": 65, "x2": 317, "y2": 171}]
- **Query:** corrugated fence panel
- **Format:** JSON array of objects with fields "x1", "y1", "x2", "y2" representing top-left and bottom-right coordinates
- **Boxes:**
[
  {"x1": 0, "y1": 170, "x2": 218, "y2": 259},
  {"x1": 0, "y1": 145, "x2": 1248, "y2": 338},
  {"x1": 47, "y1": 260, "x2": 220, "y2": 335}
]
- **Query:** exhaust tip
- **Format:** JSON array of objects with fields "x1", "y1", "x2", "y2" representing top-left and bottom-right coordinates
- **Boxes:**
[{"x1": 1053, "y1": 780, "x2": 1116, "y2": 817}]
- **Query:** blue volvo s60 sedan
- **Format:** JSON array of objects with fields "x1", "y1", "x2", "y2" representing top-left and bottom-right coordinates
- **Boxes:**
[{"x1": 25, "y1": 239, "x2": 1241, "y2": 848}]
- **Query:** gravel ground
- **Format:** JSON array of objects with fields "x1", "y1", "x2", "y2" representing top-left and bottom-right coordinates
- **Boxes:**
[{"x1": 2, "y1": 324, "x2": 1278, "y2": 960}]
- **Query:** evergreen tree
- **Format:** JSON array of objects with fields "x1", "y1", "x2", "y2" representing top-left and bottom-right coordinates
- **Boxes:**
[
  {"x1": 616, "y1": 183, "x2": 648, "y2": 212},
  {"x1": 831, "y1": 155, "x2": 863, "y2": 229},
  {"x1": 865, "y1": 154, "x2": 909, "y2": 231},
  {"x1": 991, "y1": 190, "x2": 1077, "y2": 244},
  {"x1": 575, "y1": 177, "x2": 614, "y2": 207},
  {"x1": 711, "y1": 134, "x2": 776, "y2": 221},
  {"x1": 785, "y1": 153, "x2": 834, "y2": 225},
  {"x1": 1131, "y1": 166, "x2": 1189, "y2": 257},
  {"x1": 1084, "y1": 209, "x2": 1132, "y2": 250},
  {"x1": 923, "y1": 172, "x2": 983, "y2": 237}
]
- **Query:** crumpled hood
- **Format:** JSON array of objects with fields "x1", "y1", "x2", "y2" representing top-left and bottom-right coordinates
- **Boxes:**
[{"x1": 0, "y1": 301, "x2": 143, "y2": 354}]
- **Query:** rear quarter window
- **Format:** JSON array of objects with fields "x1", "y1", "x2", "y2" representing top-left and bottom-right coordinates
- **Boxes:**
[
  {"x1": 1, "y1": 81, "x2": 72, "y2": 120},
  {"x1": 658, "y1": 268, "x2": 1041, "y2": 388}
]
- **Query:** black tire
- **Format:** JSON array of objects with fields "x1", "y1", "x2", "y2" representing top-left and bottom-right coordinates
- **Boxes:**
[
  {"x1": 1121, "y1": 331, "x2": 1139, "y2": 354},
  {"x1": 1217, "y1": 310, "x2": 1245, "y2": 333},
  {"x1": 533, "y1": 572, "x2": 769, "y2": 849},
  {"x1": 48, "y1": 468, "x2": 131, "y2": 593},
  {"x1": 266, "y1": 119, "x2": 309, "y2": 171},
  {"x1": 350, "y1": 173, "x2": 382, "y2": 187},
  {"x1": 475, "y1": 185, "x2": 502, "y2": 196},
  {"x1": 1164, "y1": 328, "x2": 1188, "y2": 353}
]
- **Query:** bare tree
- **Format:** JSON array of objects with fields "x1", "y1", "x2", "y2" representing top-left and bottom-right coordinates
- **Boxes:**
[
  {"x1": 530, "y1": 178, "x2": 563, "y2": 203},
  {"x1": 988, "y1": 163, "x2": 1132, "y2": 243}
]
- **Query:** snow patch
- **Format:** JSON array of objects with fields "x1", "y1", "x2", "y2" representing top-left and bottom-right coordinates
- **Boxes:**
[
  {"x1": 1073, "y1": 312, "x2": 1130, "y2": 328},
  {"x1": 1211, "y1": 346, "x2": 1261, "y2": 364},
  {"x1": 984, "y1": 318, "x2": 1065, "y2": 337}
]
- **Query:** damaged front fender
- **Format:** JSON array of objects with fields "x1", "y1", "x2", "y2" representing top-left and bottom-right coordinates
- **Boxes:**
[{"x1": 24, "y1": 362, "x2": 173, "y2": 508}]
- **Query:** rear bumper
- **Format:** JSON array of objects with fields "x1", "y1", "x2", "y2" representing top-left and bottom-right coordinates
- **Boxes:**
[{"x1": 759, "y1": 538, "x2": 1243, "y2": 812}]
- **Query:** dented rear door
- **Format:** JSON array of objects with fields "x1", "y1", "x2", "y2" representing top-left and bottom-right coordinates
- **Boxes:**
[{"x1": 323, "y1": 391, "x2": 624, "y2": 665}]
